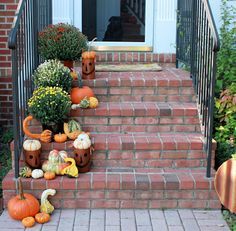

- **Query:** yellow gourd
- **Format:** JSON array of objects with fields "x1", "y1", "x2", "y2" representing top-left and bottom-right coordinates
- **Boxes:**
[
  {"x1": 61, "y1": 158, "x2": 79, "y2": 178},
  {"x1": 89, "y1": 97, "x2": 99, "y2": 108},
  {"x1": 40, "y1": 189, "x2": 56, "y2": 214}
]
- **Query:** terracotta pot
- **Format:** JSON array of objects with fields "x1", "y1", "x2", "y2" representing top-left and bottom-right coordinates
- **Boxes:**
[
  {"x1": 82, "y1": 58, "x2": 95, "y2": 79},
  {"x1": 23, "y1": 148, "x2": 41, "y2": 169},
  {"x1": 73, "y1": 147, "x2": 93, "y2": 173},
  {"x1": 63, "y1": 60, "x2": 74, "y2": 70}
]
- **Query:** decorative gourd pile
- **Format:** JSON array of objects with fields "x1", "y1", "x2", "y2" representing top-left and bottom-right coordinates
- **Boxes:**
[{"x1": 8, "y1": 178, "x2": 55, "y2": 228}]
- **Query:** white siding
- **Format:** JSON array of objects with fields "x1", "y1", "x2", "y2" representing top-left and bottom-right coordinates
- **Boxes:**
[{"x1": 153, "y1": 0, "x2": 177, "y2": 53}]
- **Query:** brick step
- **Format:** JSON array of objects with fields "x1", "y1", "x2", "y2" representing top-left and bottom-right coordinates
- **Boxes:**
[
  {"x1": 69, "y1": 102, "x2": 201, "y2": 133},
  {"x1": 28, "y1": 132, "x2": 215, "y2": 169},
  {"x1": 2, "y1": 169, "x2": 220, "y2": 209},
  {"x1": 73, "y1": 70, "x2": 195, "y2": 102}
]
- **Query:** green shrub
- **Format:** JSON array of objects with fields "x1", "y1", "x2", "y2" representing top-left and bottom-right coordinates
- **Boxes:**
[
  {"x1": 38, "y1": 23, "x2": 88, "y2": 61},
  {"x1": 216, "y1": 0, "x2": 236, "y2": 96},
  {"x1": 33, "y1": 59, "x2": 72, "y2": 92},
  {"x1": 28, "y1": 87, "x2": 71, "y2": 126}
]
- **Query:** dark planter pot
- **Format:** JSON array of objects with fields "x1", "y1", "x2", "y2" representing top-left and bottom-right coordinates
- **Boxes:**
[
  {"x1": 23, "y1": 148, "x2": 41, "y2": 169},
  {"x1": 63, "y1": 60, "x2": 74, "y2": 70},
  {"x1": 42, "y1": 122, "x2": 64, "y2": 135},
  {"x1": 73, "y1": 147, "x2": 93, "y2": 173}
]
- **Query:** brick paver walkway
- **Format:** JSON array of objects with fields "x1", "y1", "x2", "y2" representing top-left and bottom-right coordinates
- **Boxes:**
[{"x1": 0, "y1": 209, "x2": 229, "y2": 231}]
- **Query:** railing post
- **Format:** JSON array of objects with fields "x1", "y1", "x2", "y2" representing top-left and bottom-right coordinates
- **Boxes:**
[
  {"x1": 190, "y1": 0, "x2": 197, "y2": 80},
  {"x1": 206, "y1": 52, "x2": 217, "y2": 177},
  {"x1": 11, "y1": 48, "x2": 20, "y2": 179}
]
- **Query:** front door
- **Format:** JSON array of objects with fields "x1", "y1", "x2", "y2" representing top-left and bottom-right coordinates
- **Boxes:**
[{"x1": 53, "y1": 0, "x2": 154, "y2": 51}]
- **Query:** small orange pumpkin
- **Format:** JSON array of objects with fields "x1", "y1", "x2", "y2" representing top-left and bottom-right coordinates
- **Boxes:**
[
  {"x1": 54, "y1": 133, "x2": 67, "y2": 143},
  {"x1": 214, "y1": 154, "x2": 236, "y2": 213},
  {"x1": 8, "y1": 178, "x2": 40, "y2": 220},
  {"x1": 22, "y1": 216, "x2": 35, "y2": 227},
  {"x1": 35, "y1": 212, "x2": 50, "y2": 224},
  {"x1": 44, "y1": 171, "x2": 56, "y2": 180}
]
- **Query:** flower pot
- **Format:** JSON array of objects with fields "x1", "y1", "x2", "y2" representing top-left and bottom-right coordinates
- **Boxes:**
[
  {"x1": 63, "y1": 60, "x2": 74, "y2": 70},
  {"x1": 23, "y1": 148, "x2": 41, "y2": 169},
  {"x1": 42, "y1": 122, "x2": 64, "y2": 135},
  {"x1": 73, "y1": 147, "x2": 93, "y2": 173},
  {"x1": 82, "y1": 57, "x2": 95, "y2": 80}
]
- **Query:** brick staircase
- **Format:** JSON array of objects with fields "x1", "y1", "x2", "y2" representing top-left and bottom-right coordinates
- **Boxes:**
[{"x1": 2, "y1": 64, "x2": 220, "y2": 209}]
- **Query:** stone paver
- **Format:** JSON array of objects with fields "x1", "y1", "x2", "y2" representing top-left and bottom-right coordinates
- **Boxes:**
[{"x1": 0, "y1": 209, "x2": 230, "y2": 231}]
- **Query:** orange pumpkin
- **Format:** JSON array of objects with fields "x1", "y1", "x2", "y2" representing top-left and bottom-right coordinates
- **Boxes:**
[
  {"x1": 44, "y1": 171, "x2": 56, "y2": 180},
  {"x1": 23, "y1": 115, "x2": 52, "y2": 143},
  {"x1": 22, "y1": 216, "x2": 35, "y2": 227},
  {"x1": 54, "y1": 133, "x2": 67, "y2": 143},
  {"x1": 70, "y1": 73, "x2": 94, "y2": 104},
  {"x1": 35, "y1": 212, "x2": 50, "y2": 224},
  {"x1": 214, "y1": 154, "x2": 236, "y2": 213},
  {"x1": 8, "y1": 178, "x2": 40, "y2": 220}
]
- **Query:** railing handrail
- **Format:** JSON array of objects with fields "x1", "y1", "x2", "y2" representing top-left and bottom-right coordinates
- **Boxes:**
[
  {"x1": 203, "y1": 0, "x2": 220, "y2": 52},
  {"x1": 8, "y1": 0, "x2": 25, "y2": 49},
  {"x1": 176, "y1": 0, "x2": 220, "y2": 177}
]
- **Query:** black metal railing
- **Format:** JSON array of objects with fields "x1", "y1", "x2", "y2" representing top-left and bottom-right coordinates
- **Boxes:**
[
  {"x1": 8, "y1": 0, "x2": 52, "y2": 178},
  {"x1": 176, "y1": 0, "x2": 220, "y2": 177}
]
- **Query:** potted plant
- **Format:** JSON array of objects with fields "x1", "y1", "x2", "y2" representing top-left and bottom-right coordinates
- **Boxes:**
[
  {"x1": 33, "y1": 59, "x2": 73, "y2": 92},
  {"x1": 28, "y1": 87, "x2": 71, "y2": 133},
  {"x1": 38, "y1": 23, "x2": 88, "y2": 69}
]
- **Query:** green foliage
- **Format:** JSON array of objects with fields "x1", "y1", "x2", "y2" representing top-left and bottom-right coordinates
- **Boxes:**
[
  {"x1": 223, "y1": 210, "x2": 236, "y2": 231},
  {"x1": 216, "y1": 0, "x2": 236, "y2": 96},
  {"x1": 214, "y1": 0, "x2": 236, "y2": 168},
  {"x1": 33, "y1": 59, "x2": 73, "y2": 92},
  {"x1": 0, "y1": 130, "x2": 13, "y2": 196},
  {"x1": 0, "y1": 129, "x2": 13, "y2": 144},
  {"x1": 38, "y1": 23, "x2": 88, "y2": 61},
  {"x1": 28, "y1": 87, "x2": 71, "y2": 126},
  {"x1": 214, "y1": 83, "x2": 236, "y2": 166}
]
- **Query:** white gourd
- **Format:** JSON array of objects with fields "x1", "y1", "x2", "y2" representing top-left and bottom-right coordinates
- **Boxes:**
[
  {"x1": 31, "y1": 169, "x2": 44, "y2": 179},
  {"x1": 23, "y1": 139, "x2": 41, "y2": 151},
  {"x1": 73, "y1": 133, "x2": 91, "y2": 149}
]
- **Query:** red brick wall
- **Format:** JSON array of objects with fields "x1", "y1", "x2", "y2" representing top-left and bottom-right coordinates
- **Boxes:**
[{"x1": 0, "y1": 0, "x2": 18, "y2": 128}]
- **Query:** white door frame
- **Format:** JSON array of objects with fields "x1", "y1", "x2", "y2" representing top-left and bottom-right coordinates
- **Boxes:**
[{"x1": 75, "y1": 0, "x2": 154, "y2": 51}]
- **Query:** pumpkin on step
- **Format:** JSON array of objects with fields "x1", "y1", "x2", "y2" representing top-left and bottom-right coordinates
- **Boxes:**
[
  {"x1": 214, "y1": 154, "x2": 236, "y2": 213},
  {"x1": 8, "y1": 178, "x2": 40, "y2": 220},
  {"x1": 22, "y1": 217, "x2": 35, "y2": 227},
  {"x1": 70, "y1": 72, "x2": 94, "y2": 104},
  {"x1": 23, "y1": 115, "x2": 52, "y2": 143},
  {"x1": 73, "y1": 133, "x2": 91, "y2": 150},
  {"x1": 54, "y1": 133, "x2": 67, "y2": 143},
  {"x1": 35, "y1": 212, "x2": 50, "y2": 224}
]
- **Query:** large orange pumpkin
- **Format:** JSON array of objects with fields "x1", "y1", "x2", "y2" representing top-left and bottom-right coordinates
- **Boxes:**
[
  {"x1": 8, "y1": 178, "x2": 40, "y2": 220},
  {"x1": 214, "y1": 154, "x2": 236, "y2": 213},
  {"x1": 70, "y1": 72, "x2": 94, "y2": 104}
]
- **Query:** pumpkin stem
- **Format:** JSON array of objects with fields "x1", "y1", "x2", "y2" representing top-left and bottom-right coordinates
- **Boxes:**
[
  {"x1": 88, "y1": 37, "x2": 97, "y2": 52},
  {"x1": 18, "y1": 177, "x2": 25, "y2": 200},
  {"x1": 232, "y1": 154, "x2": 236, "y2": 159},
  {"x1": 77, "y1": 72, "x2": 83, "y2": 88}
]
